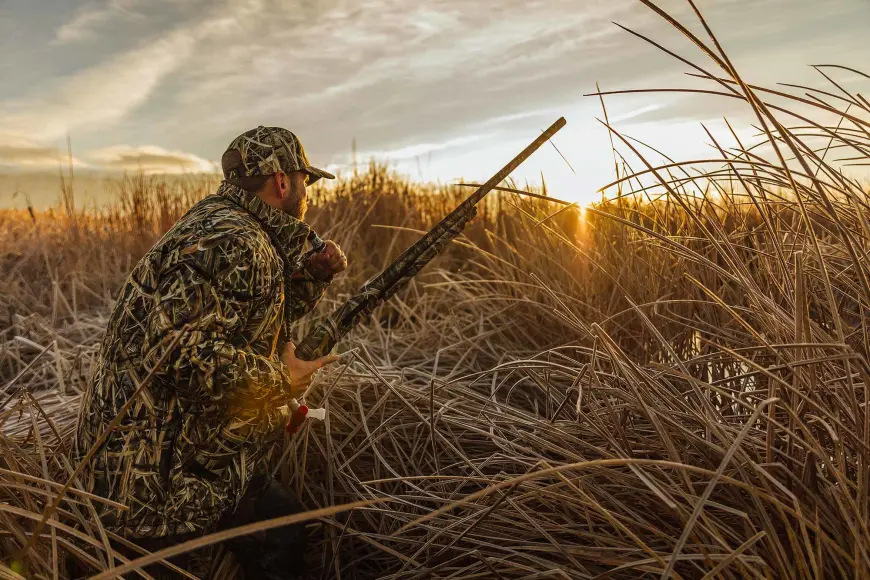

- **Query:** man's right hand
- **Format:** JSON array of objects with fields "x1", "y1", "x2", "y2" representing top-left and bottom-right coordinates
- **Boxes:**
[
  {"x1": 307, "y1": 240, "x2": 348, "y2": 281},
  {"x1": 281, "y1": 342, "x2": 340, "y2": 397}
]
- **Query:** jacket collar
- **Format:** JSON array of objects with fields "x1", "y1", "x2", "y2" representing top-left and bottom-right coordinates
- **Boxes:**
[{"x1": 216, "y1": 181, "x2": 310, "y2": 257}]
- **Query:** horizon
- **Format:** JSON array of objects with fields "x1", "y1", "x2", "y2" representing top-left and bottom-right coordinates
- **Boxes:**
[{"x1": 1, "y1": 0, "x2": 869, "y2": 210}]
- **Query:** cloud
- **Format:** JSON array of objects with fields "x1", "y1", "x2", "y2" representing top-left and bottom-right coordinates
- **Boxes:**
[
  {"x1": 153, "y1": 0, "x2": 645, "y2": 164},
  {"x1": 0, "y1": 139, "x2": 216, "y2": 175},
  {"x1": 0, "y1": 145, "x2": 66, "y2": 168},
  {"x1": 2, "y1": 0, "x2": 271, "y2": 147},
  {"x1": 357, "y1": 134, "x2": 489, "y2": 162},
  {"x1": 53, "y1": 0, "x2": 142, "y2": 45},
  {"x1": 1, "y1": 28, "x2": 197, "y2": 143},
  {"x1": 478, "y1": 108, "x2": 566, "y2": 128},
  {"x1": 1, "y1": 0, "x2": 868, "y2": 197},
  {"x1": 609, "y1": 104, "x2": 666, "y2": 124},
  {"x1": 87, "y1": 145, "x2": 218, "y2": 173}
]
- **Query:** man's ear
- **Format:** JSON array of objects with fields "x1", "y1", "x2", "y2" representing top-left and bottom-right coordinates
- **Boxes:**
[{"x1": 275, "y1": 171, "x2": 288, "y2": 197}]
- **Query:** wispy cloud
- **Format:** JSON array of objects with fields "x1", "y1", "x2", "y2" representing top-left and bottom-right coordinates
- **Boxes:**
[
  {"x1": 1, "y1": 28, "x2": 197, "y2": 143},
  {"x1": 357, "y1": 134, "x2": 489, "y2": 162},
  {"x1": 0, "y1": 141, "x2": 216, "y2": 174},
  {"x1": 609, "y1": 104, "x2": 666, "y2": 124},
  {"x1": 1, "y1": 0, "x2": 262, "y2": 145},
  {"x1": 53, "y1": 0, "x2": 142, "y2": 45},
  {"x1": 0, "y1": 145, "x2": 68, "y2": 169},
  {"x1": 87, "y1": 145, "x2": 218, "y2": 173},
  {"x1": 0, "y1": 0, "x2": 867, "y2": 203}
]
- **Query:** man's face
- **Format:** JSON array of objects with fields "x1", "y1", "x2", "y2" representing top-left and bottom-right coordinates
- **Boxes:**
[{"x1": 279, "y1": 170, "x2": 309, "y2": 220}]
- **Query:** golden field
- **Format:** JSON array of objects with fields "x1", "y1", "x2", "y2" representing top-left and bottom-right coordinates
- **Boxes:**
[{"x1": 2, "y1": 3, "x2": 870, "y2": 578}]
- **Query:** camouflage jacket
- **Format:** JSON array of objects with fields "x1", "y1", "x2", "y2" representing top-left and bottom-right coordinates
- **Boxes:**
[{"x1": 75, "y1": 183, "x2": 330, "y2": 538}]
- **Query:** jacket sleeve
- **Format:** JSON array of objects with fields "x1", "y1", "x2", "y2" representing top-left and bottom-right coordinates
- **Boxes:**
[
  {"x1": 139, "y1": 233, "x2": 291, "y2": 438},
  {"x1": 285, "y1": 265, "x2": 332, "y2": 322}
]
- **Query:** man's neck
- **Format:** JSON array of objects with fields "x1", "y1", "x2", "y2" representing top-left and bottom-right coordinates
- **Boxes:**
[{"x1": 254, "y1": 189, "x2": 284, "y2": 212}]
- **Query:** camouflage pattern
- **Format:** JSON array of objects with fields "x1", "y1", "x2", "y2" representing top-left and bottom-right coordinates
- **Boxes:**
[
  {"x1": 294, "y1": 116, "x2": 567, "y2": 361},
  {"x1": 222, "y1": 126, "x2": 336, "y2": 185},
  {"x1": 295, "y1": 210, "x2": 475, "y2": 360},
  {"x1": 75, "y1": 182, "x2": 331, "y2": 538}
]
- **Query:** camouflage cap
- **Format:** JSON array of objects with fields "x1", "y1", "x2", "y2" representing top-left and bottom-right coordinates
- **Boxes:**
[{"x1": 221, "y1": 126, "x2": 336, "y2": 186}]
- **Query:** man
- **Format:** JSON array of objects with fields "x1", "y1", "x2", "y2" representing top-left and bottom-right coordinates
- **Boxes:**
[{"x1": 74, "y1": 126, "x2": 347, "y2": 579}]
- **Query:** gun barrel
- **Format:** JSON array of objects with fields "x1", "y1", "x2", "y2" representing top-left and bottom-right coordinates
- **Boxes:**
[
  {"x1": 387, "y1": 117, "x2": 567, "y2": 273},
  {"x1": 294, "y1": 117, "x2": 567, "y2": 361},
  {"x1": 455, "y1": 117, "x2": 567, "y2": 212}
]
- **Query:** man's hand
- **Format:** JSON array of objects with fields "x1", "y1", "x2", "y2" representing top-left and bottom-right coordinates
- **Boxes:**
[
  {"x1": 307, "y1": 240, "x2": 347, "y2": 281},
  {"x1": 281, "y1": 342, "x2": 340, "y2": 397}
]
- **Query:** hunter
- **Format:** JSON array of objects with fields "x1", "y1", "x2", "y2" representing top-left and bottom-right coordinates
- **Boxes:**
[{"x1": 74, "y1": 126, "x2": 347, "y2": 579}]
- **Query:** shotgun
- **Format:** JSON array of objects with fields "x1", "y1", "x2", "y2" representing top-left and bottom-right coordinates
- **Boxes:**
[{"x1": 295, "y1": 117, "x2": 566, "y2": 361}]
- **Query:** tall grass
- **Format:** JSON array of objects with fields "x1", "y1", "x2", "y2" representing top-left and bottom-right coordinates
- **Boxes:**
[{"x1": 3, "y1": 0, "x2": 870, "y2": 577}]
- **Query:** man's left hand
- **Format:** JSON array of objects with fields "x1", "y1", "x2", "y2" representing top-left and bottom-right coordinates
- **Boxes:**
[{"x1": 308, "y1": 240, "x2": 347, "y2": 280}]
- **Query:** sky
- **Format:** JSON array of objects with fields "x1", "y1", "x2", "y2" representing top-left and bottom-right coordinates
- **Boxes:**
[{"x1": 0, "y1": 0, "x2": 868, "y2": 208}]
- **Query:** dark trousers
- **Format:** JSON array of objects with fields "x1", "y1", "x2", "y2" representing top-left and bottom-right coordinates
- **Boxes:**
[
  {"x1": 211, "y1": 475, "x2": 308, "y2": 579},
  {"x1": 72, "y1": 476, "x2": 308, "y2": 579}
]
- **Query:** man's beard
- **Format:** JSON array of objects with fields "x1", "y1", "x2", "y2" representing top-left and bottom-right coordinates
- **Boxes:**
[{"x1": 283, "y1": 190, "x2": 307, "y2": 220}]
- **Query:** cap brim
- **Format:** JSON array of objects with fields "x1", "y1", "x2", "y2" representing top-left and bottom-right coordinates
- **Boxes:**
[{"x1": 305, "y1": 166, "x2": 336, "y2": 185}]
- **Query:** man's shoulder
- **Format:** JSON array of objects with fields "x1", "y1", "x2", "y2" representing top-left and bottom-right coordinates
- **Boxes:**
[
  {"x1": 185, "y1": 194, "x2": 265, "y2": 235},
  {"x1": 172, "y1": 195, "x2": 277, "y2": 256},
  {"x1": 142, "y1": 194, "x2": 282, "y2": 283}
]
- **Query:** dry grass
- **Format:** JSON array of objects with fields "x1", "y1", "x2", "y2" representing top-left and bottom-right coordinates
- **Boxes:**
[{"x1": 3, "y1": 1, "x2": 870, "y2": 578}]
